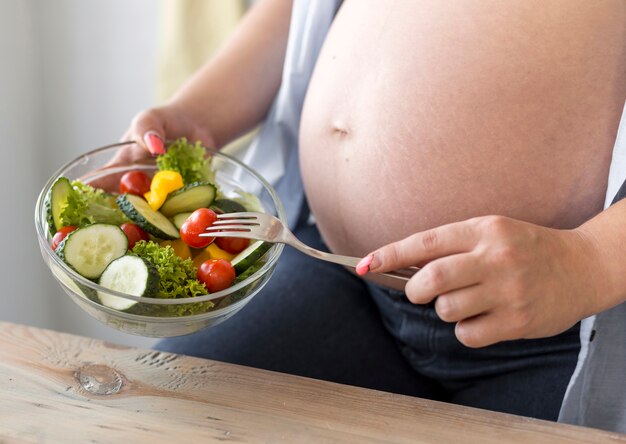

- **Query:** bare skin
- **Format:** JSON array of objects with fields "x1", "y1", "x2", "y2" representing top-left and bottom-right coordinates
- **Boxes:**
[
  {"x1": 122, "y1": 0, "x2": 626, "y2": 347},
  {"x1": 301, "y1": 0, "x2": 626, "y2": 346},
  {"x1": 301, "y1": 0, "x2": 625, "y2": 255}
]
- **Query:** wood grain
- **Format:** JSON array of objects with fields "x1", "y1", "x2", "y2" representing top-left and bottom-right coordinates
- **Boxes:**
[{"x1": 0, "y1": 322, "x2": 623, "y2": 443}]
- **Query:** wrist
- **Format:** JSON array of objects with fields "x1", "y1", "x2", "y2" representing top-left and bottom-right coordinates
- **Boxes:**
[{"x1": 571, "y1": 225, "x2": 619, "y2": 315}]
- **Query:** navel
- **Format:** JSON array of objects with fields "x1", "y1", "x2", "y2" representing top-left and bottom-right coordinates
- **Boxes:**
[{"x1": 331, "y1": 122, "x2": 350, "y2": 138}]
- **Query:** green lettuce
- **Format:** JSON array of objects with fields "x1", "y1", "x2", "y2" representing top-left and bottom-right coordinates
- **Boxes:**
[
  {"x1": 156, "y1": 138, "x2": 216, "y2": 185},
  {"x1": 129, "y1": 240, "x2": 213, "y2": 317},
  {"x1": 62, "y1": 180, "x2": 128, "y2": 227},
  {"x1": 131, "y1": 240, "x2": 209, "y2": 299}
]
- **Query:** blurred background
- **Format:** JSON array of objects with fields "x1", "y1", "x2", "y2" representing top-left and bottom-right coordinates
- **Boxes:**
[{"x1": 0, "y1": 0, "x2": 252, "y2": 348}]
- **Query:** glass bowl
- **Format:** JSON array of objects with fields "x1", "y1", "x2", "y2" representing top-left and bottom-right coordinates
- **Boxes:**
[{"x1": 35, "y1": 141, "x2": 285, "y2": 337}]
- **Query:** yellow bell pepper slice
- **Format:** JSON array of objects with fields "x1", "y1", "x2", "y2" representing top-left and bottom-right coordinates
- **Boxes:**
[
  {"x1": 207, "y1": 243, "x2": 236, "y2": 261},
  {"x1": 192, "y1": 243, "x2": 236, "y2": 268},
  {"x1": 145, "y1": 170, "x2": 184, "y2": 211},
  {"x1": 160, "y1": 239, "x2": 192, "y2": 260}
]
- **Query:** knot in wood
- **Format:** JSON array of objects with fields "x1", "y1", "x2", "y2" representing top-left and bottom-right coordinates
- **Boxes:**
[{"x1": 75, "y1": 364, "x2": 123, "y2": 395}]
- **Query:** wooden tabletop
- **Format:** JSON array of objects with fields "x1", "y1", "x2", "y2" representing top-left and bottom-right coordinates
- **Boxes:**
[{"x1": 0, "y1": 322, "x2": 624, "y2": 443}]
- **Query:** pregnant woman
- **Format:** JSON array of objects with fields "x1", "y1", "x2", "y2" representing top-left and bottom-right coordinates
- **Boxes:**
[{"x1": 118, "y1": 0, "x2": 626, "y2": 430}]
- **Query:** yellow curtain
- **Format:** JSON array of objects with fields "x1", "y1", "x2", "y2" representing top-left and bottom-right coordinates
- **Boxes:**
[
  {"x1": 157, "y1": 0, "x2": 257, "y2": 154},
  {"x1": 157, "y1": 0, "x2": 248, "y2": 101}
]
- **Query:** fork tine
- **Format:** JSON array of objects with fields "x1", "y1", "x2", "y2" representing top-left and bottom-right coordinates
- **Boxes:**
[
  {"x1": 199, "y1": 231, "x2": 256, "y2": 239},
  {"x1": 211, "y1": 219, "x2": 261, "y2": 226},
  {"x1": 204, "y1": 224, "x2": 254, "y2": 232}
]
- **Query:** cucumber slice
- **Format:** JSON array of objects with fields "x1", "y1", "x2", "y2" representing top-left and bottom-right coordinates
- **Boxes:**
[
  {"x1": 234, "y1": 261, "x2": 263, "y2": 283},
  {"x1": 210, "y1": 198, "x2": 246, "y2": 214},
  {"x1": 45, "y1": 177, "x2": 72, "y2": 235},
  {"x1": 172, "y1": 212, "x2": 192, "y2": 230},
  {"x1": 98, "y1": 256, "x2": 159, "y2": 310},
  {"x1": 231, "y1": 241, "x2": 272, "y2": 275},
  {"x1": 56, "y1": 224, "x2": 128, "y2": 279},
  {"x1": 117, "y1": 194, "x2": 180, "y2": 240},
  {"x1": 160, "y1": 182, "x2": 217, "y2": 217},
  {"x1": 216, "y1": 261, "x2": 266, "y2": 310}
]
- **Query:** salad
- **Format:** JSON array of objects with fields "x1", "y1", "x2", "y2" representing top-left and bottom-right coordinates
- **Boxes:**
[{"x1": 45, "y1": 138, "x2": 271, "y2": 316}]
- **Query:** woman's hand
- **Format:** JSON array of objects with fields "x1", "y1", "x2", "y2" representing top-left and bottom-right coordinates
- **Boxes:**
[
  {"x1": 90, "y1": 104, "x2": 216, "y2": 191},
  {"x1": 358, "y1": 215, "x2": 602, "y2": 348},
  {"x1": 123, "y1": 103, "x2": 217, "y2": 154},
  {"x1": 108, "y1": 104, "x2": 217, "y2": 167}
]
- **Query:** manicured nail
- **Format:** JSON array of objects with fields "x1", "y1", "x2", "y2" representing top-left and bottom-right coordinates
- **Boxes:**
[
  {"x1": 368, "y1": 252, "x2": 381, "y2": 271},
  {"x1": 356, "y1": 255, "x2": 373, "y2": 275},
  {"x1": 144, "y1": 131, "x2": 165, "y2": 155}
]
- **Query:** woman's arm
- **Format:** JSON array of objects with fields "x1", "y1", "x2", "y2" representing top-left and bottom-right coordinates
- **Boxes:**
[
  {"x1": 168, "y1": 0, "x2": 293, "y2": 147},
  {"x1": 127, "y1": 0, "x2": 292, "y2": 153},
  {"x1": 578, "y1": 198, "x2": 626, "y2": 314}
]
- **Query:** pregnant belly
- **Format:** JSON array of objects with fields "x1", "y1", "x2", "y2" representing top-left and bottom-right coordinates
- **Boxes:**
[{"x1": 299, "y1": 0, "x2": 622, "y2": 257}]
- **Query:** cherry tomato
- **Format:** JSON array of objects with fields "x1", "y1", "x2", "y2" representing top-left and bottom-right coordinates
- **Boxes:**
[
  {"x1": 180, "y1": 208, "x2": 218, "y2": 249},
  {"x1": 120, "y1": 223, "x2": 150, "y2": 250},
  {"x1": 119, "y1": 170, "x2": 151, "y2": 196},
  {"x1": 215, "y1": 237, "x2": 250, "y2": 254},
  {"x1": 197, "y1": 259, "x2": 236, "y2": 292},
  {"x1": 51, "y1": 226, "x2": 77, "y2": 251}
]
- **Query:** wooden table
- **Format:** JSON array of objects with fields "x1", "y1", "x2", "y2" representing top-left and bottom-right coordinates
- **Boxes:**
[{"x1": 0, "y1": 322, "x2": 624, "y2": 443}]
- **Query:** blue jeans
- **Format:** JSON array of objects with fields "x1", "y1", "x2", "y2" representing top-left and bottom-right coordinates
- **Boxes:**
[{"x1": 157, "y1": 222, "x2": 580, "y2": 421}]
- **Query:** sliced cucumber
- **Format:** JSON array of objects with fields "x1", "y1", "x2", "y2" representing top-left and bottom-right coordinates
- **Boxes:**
[
  {"x1": 56, "y1": 224, "x2": 128, "y2": 279},
  {"x1": 98, "y1": 256, "x2": 159, "y2": 310},
  {"x1": 234, "y1": 261, "x2": 263, "y2": 283},
  {"x1": 45, "y1": 177, "x2": 73, "y2": 235},
  {"x1": 210, "y1": 198, "x2": 246, "y2": 214},
  {"x1": 117, "y1": 194, "x2": 180, "y2": 240},
  {"x1": 231, "y1": 240, "x2": 272, "y2": 275},
  {"x1": 160, "y1": 182, "x2": 217, "y2": 217},
  {"x1": 216, "y1": 261, "x2": 266, "y2": 310},
  {"x1": 172, "y1": 212, "x2": 192, "y2": 230}
]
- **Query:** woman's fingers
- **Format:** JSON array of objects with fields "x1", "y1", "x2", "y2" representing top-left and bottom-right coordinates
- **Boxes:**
[
  {"x1": 434, "y1": 285, "x2": 493, "y2": 323},
  {"x1": 360, "y1": 220, "x2": 479, "y2": 274},
  {"x1": 356, "y1": 214, "x2": 597, "y2": 348},
  {"x1": 404, "y1": 253, "x2": 482, "y2": 304},
  {"x1": 88, "y1": 142, "x2": 154, "y2": 191},
  {"x1": 129, "y1": 109, "x2": 167, "y2": 155},
  {"x1": 103, "y1": 142, "x2": 154, "y2": 170},
  {"x1": 455, "y1": 313, "x2": 508, "y2": 348}
]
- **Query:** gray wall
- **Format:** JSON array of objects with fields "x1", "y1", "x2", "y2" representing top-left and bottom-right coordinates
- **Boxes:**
[{"x1": 0, "y1": 0, "x2": 161, "y2": 348}]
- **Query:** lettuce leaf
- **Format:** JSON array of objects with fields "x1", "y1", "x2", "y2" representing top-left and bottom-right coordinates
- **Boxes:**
[
  {"x1": 156, "y1": 138, "x2": 216, "y2": 185},
  {"x1": 129, "y1": 240, "x2": 214, "y2": 316},
  {"x1": 131, "y1": 240, "x2": 209, "y2": 300},
  {"x1": 62, "y1": 180, "x2": 128, "y2": 227}
]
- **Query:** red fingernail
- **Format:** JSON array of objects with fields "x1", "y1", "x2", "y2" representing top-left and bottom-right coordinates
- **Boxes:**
[
  {"x1": 144, "y1": 131, "x2": 165, "y2": 155},
  {"x1": 356, "y1": 255, "x2": 373, "y2": 275}
]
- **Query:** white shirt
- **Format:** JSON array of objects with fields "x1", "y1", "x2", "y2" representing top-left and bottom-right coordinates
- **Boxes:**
[
  {"x1": 246, "y1": 0, "x2": 626, "y2": 432},
  {"x1": 243, "y1": 0, "x2": 342, "y2": 228}
]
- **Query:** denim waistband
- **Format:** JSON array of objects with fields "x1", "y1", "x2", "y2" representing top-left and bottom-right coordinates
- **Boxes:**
[{"x1": 368, "y1": 281, "x2": 437, "y2": 309}]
